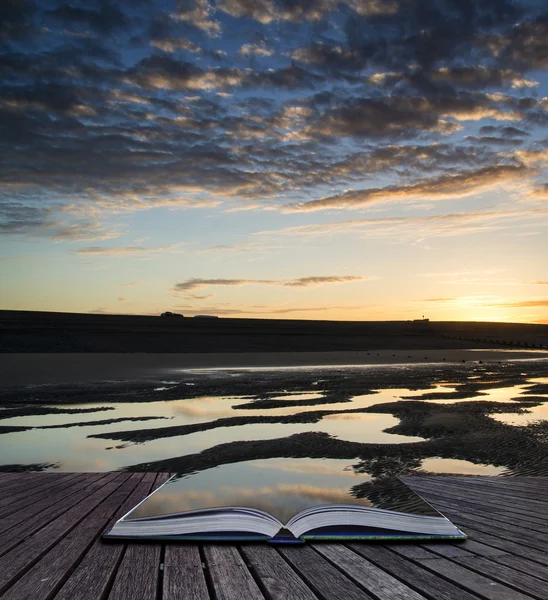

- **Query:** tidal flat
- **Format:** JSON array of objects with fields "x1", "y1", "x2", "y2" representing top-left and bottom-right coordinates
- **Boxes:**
[{"x1": 1, "y1": 355, "x2": 547, "y2": 487}]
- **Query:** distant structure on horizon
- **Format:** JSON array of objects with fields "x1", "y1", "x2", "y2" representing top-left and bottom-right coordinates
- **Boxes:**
[
  {"x1": 409, "y1": 315, "x2": 430, "y2": 323},
  {"x1": 194, "y1": 314, "x2": 219, "y2": 319},
  {"x1": 160, "y1": 311, "x2": 184, "y2": 318}
]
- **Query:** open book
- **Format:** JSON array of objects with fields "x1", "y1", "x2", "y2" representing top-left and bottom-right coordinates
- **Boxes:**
[{"x1": 104, "y1": 471, "x2": 466, "y2": 543}]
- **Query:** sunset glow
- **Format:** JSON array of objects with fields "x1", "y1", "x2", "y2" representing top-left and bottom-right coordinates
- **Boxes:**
[{"x1": 1, "y1": 0, "x2": 548, "y2": 322}]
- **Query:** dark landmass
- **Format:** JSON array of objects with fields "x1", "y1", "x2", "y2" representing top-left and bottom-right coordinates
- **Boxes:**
[
  {"x1": 1, "y1": 309, "x2": 547, "y2": 353},
  {"x1": 122, "y1": 419, "x2": 548, "y2": 477},
  {"x1": 0, "y1": 406, "x2": 115, "y2": 420},
  {"x1": 1, "y1": 359, "x2": 545, "y2": 407},
  {"x1": 0, "y1": 463, "x2": 59, "y2": 472},
  {"x1": 0, "y1": 416, "x2": 170, "y2": 434},
  {"x1": 88, "y1": 399, "x2": 535, "y2": 443}
]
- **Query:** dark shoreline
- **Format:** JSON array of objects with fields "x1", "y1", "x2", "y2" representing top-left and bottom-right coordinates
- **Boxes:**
[{"x1": 1, "y1": 310, "x2": 547, "y2": 353}]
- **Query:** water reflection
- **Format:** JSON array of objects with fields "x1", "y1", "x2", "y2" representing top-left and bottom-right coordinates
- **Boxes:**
[{"x1": 1, "y1": 363, "x2": 547, "y2": 487}]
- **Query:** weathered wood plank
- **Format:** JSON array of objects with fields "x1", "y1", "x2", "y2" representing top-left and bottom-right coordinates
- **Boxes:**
[
  {"x1": 0, "y1": 472, "x2": 110, "y2": 551},
  {"x1": 0, "y1": 472, "x2": 127, "y2": 595},
  {"x1": 313, "y1": 544, "x2": 428, "y2": 600},
  {"x1": 240, "y1": 544, "x2": 319, "y2": 600},
  {"x1": 430, "y1": 477, "x2": 548, "y2": 496},
  {"x1": 108, "y1": 543, "x2": 162, "y2": 600},
  {"x1": 408, "y1": 479, "x2": 548, "y2": 511},
  {"x1": 52, "y1": 473, "x2": 150, "y2": 600},
  {"x1": 446, "y1": 524, "x2": 548, "y2": 566},
  {"x1": 203, "y1": 546, "x2": 265, "y2": 600},
  {"x1": 107, "y1": 473, "x2": 171, "y2": 600},
  {"x1": 413, "y1": 491, "x2": 548, "y2": 529},
  {"x1": 426, "y1": 502, "x2": 548, "y2": 551},
  {"x1": 279, "y1": 545, "x2": 374, "y2": 600},
  {"x1": 163, "y1": 546, "x2": 210, "y2": 600},
  {"x1": 52, "y1": 473, "x2": 169, "y2": 600},
  {"x1": 491, "y1": 554, "x2": 548, "y2": 584},
  {"x1": 0, "y1": 472, "x2": 48, "y2": 500},
  {"x1": 0, "y1": 472, "x2": 84, "y2": 517},
  {"x1": 349, "y1": 544, "x2": 481, "y2": 600},
  {"x1": 0, "y1": 473, "x2": 142, "y2": 600},
  {"x1": 454, "y1": 556, "x2": 548, "y2": 599},
  {"x1": 416, "y1": 556, "x2": 537, "y2": 600},
  {"x1": 449, "y1": 539, "x2": 509, "y2": 557},
  {"x1": 408, "y1": 479, "x2": 548, "y2": 513}
]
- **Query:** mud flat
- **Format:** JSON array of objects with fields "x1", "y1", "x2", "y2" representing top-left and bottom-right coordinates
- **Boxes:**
[{"x1": 1, "y1": 348, "x2": 547, "y2": 387}]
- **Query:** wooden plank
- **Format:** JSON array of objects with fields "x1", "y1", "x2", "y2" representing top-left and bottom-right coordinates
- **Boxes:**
[
  {"x1": 417, "y1": 556, "x2": 537, "y2": 600},
  {"x1": 415, "y1": 491, "x2": 548, "y2": 529},
  {"x1": 433, "y1": 477, "x2": 548, "y2": 496},
  {"x1": 313, "y1": 544, "x2": 428, "y2": 600},
  {"x1": 491, "y1": 554, "x2": 548, "y2": 584},
  {"x1": 449, "y1": 539, "x2": 509, "y2": 557},
  {"x1": 349, "y1": 544, "x2": 481, "y2": 600},
  {"x1": 0, "y1": 472, "x2": 79, "y2": 507},
  {"x1": 0, "y1": 472, "x2": 127, "y2": 595},
  {"x1": 279, "y1": 545, "x2": 374, "y2": 600},
  {"x1": 425, "y1": 479, "x2": 548, "y2": 505},
  {"x1": 408, "y1": 479, "x2": 548, "y2": 511},
  {"x1": 107, "y1": 543, "x2": 162, "y2": 600},
  {"x1": 454, "y1": 556, "x2": 548, "y2": 599},
  {"x1": 203, "y1": 546, "x2": 265, "y2": 600},
  {"x1": 53, "y1": 473, "x2": 170, "y2": 600},
  {"x1": 240, "y1": 544, "x2": 319, "y2": 600},
  {"x1": 0, "y1": 472, "x2": 84, "y2": 517},
  {"x1": 0, "y1": 473, "x2": 110, "y2": 551},
  {"x1": 0, "y1": 472, "x2": 48, "y2": 500},
  {"x1": 448, "y1": 525, "x2": 548, "y2": 566},
  {"x1": 416, "y1": 543, "x2": 472, "y2": 559},
  {"x1": 52, "y1": 473, "x2": 151, "y2": 600},
  {"x1": 408, "y1": 479, "x2": 548, "y2": 514},
  {"x1": 427, "y1": 502, "x2": 548, "y2": 551},
  {"x1": 0, "y1": 473, "x2": 142, "y2": 600},
  {"x1": 107, "y1": 473, "x2": 171, "y2": 600},
  {"x1": 163, "y1": 546, "x2": 210, "y2": 600}
]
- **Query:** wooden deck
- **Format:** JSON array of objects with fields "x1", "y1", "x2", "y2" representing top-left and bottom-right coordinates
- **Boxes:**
[{"x1": 0, "y1": 474, "x2": 547, "y2": 599}]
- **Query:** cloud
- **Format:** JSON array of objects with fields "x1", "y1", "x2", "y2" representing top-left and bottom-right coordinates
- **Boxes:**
[
  {"x1": 172, "y1": 0, "x2": 221, "y2": 36},
  {"x1": 174, "y1": 275, "x2": 368, "y2": 292},
  {"x1": 239, "y1": 43, "x2": 274, "y2": 57},
  {"x1": 479, "y1": 126, "x2": 530, "y2": 137},
  {"x1": 256, "y1": 207, "x2": 548, "y2": 242},
  {"x1": 422, "y1": 298, "x2": 456, "y2": 302},
  {"x1": 151, "y1": 38, "x2": 203, "y2": 54},
  {"x1": 74, "y1": 243, "x2": 185, "y2": 257},
  {"x1": 531, "y1": 281, "x2": 548, "y2": 285},
  {"x1": 465, "y1": 136, "x2": 523, "y2": 147},
  {"x1": 489, "y1": 300, "x2": 548, "y2": 308},
  {"x1": 282, "y1": 165, "x2": 531, "y2": 212},
  {"x1": 174, "y1": 303, "x2": 363, "y2": 316}
]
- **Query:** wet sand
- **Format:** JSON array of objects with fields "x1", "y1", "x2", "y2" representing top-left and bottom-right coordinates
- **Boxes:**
[{"x1": 1, "y1": 348, "x2": 547, "y2": 387}]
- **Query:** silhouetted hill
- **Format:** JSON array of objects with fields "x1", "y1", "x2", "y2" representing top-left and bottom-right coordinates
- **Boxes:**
[{"x1": 0, "y1": 310, "x2": 546, "y2": 353}]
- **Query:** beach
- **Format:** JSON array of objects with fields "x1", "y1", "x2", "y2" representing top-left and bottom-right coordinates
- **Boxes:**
[{"x1": 1, "y1": 348, "x2": 547, "y2": 387}]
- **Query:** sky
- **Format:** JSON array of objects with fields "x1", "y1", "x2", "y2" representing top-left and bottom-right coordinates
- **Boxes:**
[{"x1": 1, "y1": 0, "x2": 548, "y2": 323}]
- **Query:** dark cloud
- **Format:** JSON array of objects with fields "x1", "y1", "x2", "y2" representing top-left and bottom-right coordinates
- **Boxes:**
[
  {"x1": 0, "y1": 0, "x2": 36, "y2": 41},
  {"x1": 344, "y1": 0, "x2": 523, "y2": 71},
  {"x1": 479, "y1": 126, "x2": 530, "y2": 138},
  {"x1": 48, "y1": 1, "x2": 130, "y2": 35},
  {"x1": 0, "y1": 0, "x2": 547, "y2": 238},
  {"x1": 465, "y1": 136, "x2": 524, "y2": 147}
]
